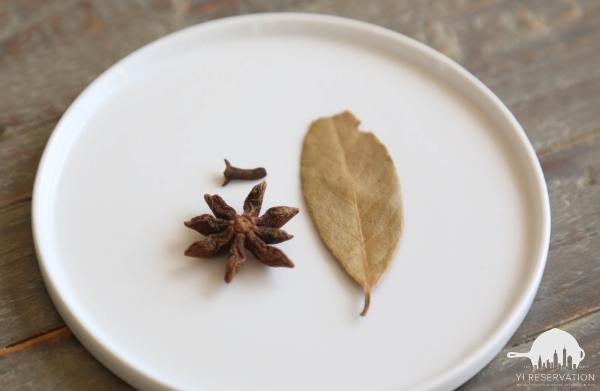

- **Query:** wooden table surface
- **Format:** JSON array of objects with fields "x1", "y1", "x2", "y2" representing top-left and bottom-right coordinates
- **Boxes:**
[{"x1": 1, "y1": 0, "x2": 599, "y2": 390}]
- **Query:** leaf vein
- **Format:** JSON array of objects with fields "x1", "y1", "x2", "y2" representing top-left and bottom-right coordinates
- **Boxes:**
[
  {"x1": 305, "y1": 140, "x2": 344, "y2": 165},
  {"x1": 317, "y1": 177, "x2": 355, "y2": 206},
  {"x1": 353, "y1": 160, "x2": 370, "y2": 181},
  {"x1": 323, "y1": 209, "x2": 361, "y2": 242},
  {"x1": 330, "y1": 118, "x2": 371, "y2": 289},
  {"x1": 364, "y1": 204, "x2": 400, "y2": 245},
  {"x1": 358, "y1": 165, "x2": 393, "y2": 216}
]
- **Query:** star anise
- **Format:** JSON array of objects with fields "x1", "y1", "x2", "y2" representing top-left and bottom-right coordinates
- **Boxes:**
[{"x1": 184, "y1": 181, "x2": 299, "y2": 283}]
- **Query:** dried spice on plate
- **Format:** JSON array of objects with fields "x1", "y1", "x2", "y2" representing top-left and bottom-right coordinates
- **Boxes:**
[
  {"x1": 222, "y1": 159, "x2": 267, "y2": 186},
  {"x1": 300, "y1": 111, "x2": 403, "y2": 316},
  {"x1": 184, "y1": 181, "x2": 299, "y2": 282}
]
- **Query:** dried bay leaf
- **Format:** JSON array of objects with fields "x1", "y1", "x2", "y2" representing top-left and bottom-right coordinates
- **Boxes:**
[{"x1": 300, "y1": 111, "x2": 403, "y2": 316}]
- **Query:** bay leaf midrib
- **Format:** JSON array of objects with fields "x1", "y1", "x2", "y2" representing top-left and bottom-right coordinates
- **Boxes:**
[{"x1": 330, "y1": 118, "x2": 371, "y2": 289}]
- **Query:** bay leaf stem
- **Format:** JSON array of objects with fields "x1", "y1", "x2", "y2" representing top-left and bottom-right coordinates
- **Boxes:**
[{"x1": 360, "y1": 290, "x2": 371, "y2": 317}]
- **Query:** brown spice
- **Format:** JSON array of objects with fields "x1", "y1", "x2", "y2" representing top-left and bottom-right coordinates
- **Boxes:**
[
  {"x1": 184, "y1": 181, "x2": 299, "y2": 282},
  {"x1": 222, "y1": 159, "x2": 267, "y2": 186}
]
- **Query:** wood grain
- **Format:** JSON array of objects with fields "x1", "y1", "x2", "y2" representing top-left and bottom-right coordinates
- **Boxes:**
[
  {"x1": 0, "y1": 200, "x2": 64, "y2": 348},
  {"x1": 0, "y1": 326, "x2": 132, "y2": 390},
  {"x1": 1, "y1": 0, "x2": 600, "y2": 389}
]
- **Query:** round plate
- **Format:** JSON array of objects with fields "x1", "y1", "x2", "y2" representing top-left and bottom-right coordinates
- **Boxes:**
[{"x1": 33, "y1": 13, "x2": 550, "y2": 391}]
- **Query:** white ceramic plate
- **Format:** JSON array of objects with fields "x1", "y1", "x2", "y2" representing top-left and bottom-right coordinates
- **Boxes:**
[{"x1": 33, "y1": 13, "x2": 550, "y2": 391}]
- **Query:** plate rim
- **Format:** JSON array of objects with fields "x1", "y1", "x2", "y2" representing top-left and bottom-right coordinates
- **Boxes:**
[{"x1": 32, "y1": 12, "x2": 551, "y2": 391}]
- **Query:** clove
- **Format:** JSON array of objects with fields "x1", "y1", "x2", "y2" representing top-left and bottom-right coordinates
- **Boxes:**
[{"x1": 222, "y1": 159, "x2": 267, "y2": 186}]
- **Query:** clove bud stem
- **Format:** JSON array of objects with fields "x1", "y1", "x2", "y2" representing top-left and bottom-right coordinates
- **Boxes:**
[{"x1": 222, "y1": 159, "x2": 267, "y2": 186}]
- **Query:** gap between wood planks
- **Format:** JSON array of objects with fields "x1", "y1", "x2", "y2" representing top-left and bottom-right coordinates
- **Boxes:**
[
  {"x1": 0, "y1": 115, "x2": 61, "y2": 137},
  {"x1": 507, "y1": 306, "x2": 600, "y2": 350},
  {"x1": 0, "y1": 325, "x2": 71, "y2": 357},
  {"x1": 221, "y1": 0, "x2": 237, "y2": 13},
  {"x1": 0, "y1": 196, "x2": 32, "y2": 213},
  {"x1": 2, "y1": 307, "x2": 600, "y2": 359},
  {"x1": 536, "y1": 127, "x2": 600, "y2": 157}
]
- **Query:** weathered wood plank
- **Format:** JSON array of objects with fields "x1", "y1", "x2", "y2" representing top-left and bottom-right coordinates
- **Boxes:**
[
  {"x1": 0, "y1": 327, "x2": 133, "y2": 391},
  {"x1": 0, "y1": 119, "x2": 57, "y2": 209},
  {"x1": 0, "y1": 0, "x2": 233, "y2": 126},
  {"x1": 0, "y1": 0, "x2": 599, "y2": 389},
  {"x1": 459, "y1": 307, "x2": 600, "y2": 390},
  {"x1": 0, "y1": 201, "x2": 64, "y2": 348},
  {"x1": 507, "y1": 134, "x2": 600, "y2": 343}
]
